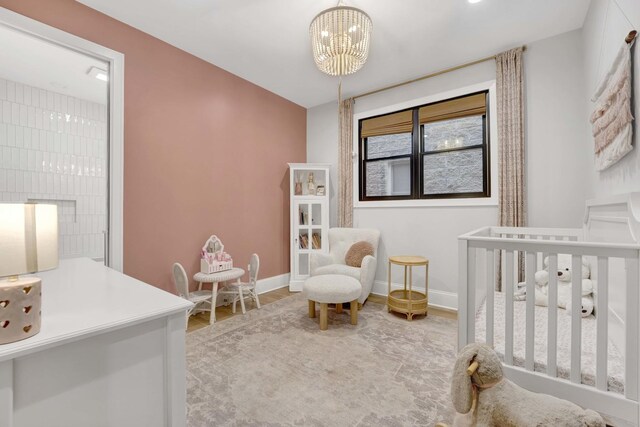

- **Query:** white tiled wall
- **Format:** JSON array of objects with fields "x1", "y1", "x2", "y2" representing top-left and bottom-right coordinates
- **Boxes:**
[{"x1": 0, "y1": 78, "x2": 107, "y2": 260}]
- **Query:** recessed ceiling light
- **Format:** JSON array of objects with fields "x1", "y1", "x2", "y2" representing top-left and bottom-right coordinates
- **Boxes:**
[
  {"x1": 87, "y1": 66, "x2": 108, "y2": 82},
  {"x1": 468, "y1": 0, "x2": 482, "y2": 3}
]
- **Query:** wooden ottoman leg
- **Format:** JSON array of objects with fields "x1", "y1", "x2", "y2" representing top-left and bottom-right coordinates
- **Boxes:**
[
  {"x1": 320, "y1": 303, "x2": 328, "y2": 330},
  {"x1": 351, "y1": 299, "x2": 358, "y2": 325},
  {"x1": 308, "y1": 300, "x2": 316, "y2": 318},
  {"x1": 336, "y1": 303, "x2": 342, "y2": 314}
]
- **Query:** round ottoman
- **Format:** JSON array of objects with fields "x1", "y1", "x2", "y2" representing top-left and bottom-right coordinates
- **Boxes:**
[{"x1": 303, "y1": 274, "x2": 361, "y2": 330}]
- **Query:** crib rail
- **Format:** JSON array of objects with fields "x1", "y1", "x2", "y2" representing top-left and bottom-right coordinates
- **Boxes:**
[{"x1": 459, "y1": 226, "x2": 640, "y2": 425}]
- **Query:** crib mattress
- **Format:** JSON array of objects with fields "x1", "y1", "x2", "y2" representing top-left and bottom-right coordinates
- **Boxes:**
[{"x1": 475, "y1": 292, "x2": 625, "y2": 394}]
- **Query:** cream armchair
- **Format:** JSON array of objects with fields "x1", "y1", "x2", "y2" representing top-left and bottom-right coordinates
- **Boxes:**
[{"x1": 310, "y1": 228, "x2": 381, "y2": 304}]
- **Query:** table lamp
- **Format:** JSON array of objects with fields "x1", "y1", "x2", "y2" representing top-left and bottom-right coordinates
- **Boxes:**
[{"x1": 0, "y1": 203, "x2": 58, "y2": 344}]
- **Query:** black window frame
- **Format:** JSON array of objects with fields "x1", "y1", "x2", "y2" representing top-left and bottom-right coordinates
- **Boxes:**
[{"x1": 358, "y1": 90, "x2": 491, "y2": 202}]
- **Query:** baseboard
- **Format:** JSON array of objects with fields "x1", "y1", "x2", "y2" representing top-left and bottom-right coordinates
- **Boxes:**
[
  {"x1": 216, "y1": 273, "x2": 290, "y2": 307},
  {"x1": 371, "y1": 280, "x2": 458, "y2": 311},
  {"x1": 256, "y1": 273, "x2": 290, "y2": 295}
]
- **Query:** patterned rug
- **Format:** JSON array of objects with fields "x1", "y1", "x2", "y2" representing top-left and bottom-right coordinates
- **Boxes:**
[{"x1": 186, "y1": 293, "x2": 457, "y2": 426}]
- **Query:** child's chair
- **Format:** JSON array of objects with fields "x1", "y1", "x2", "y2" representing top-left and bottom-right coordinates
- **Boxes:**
[
  {"x1": 220, "y1": 254, "x2": 260, "y2": 314},
  {"x1": 172, "y1": 262, "x2": 213, "y2": 325}
]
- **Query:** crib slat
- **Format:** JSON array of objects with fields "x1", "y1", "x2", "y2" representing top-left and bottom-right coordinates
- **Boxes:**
[
  {"x1": 570, "y1": 255, "x2": 582, "y2": 384},
  {"x1": 596, "y1": 256, "x2": 608, "y2": 392},
  {"x1": 505, "y1": 250, "x2": 514, "y2": 365},
  {"x1": 458, "y1": 239, "x2": 469, "y2": 350},
  {"x1": 625, "y1": 256, "x2": 639, "y2": 400},
  {"x1": 547, "y1": 254, "x2": 558, "y2": 377},
  {"x1": 467, "y1": 246, "x2": 476, "y2": 344},
  {"x1": 525, "y1": 251, "x2": 536, "y2": 371},
  {"x1": 486, "y1": 249, "x2": 495, "y2": 346}
]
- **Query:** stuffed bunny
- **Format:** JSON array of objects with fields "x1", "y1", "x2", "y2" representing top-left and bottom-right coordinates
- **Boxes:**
[{"x1": 444, "y1": 343, "x2": 605, "y2": 427}]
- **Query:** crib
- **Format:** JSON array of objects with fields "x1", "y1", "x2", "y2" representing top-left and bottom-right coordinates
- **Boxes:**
[{"x1": 458, "y1": 193, "x2": 640, "y2": 426}]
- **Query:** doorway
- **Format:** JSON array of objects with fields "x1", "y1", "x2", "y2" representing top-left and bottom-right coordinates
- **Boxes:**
[{"x1": 0, "y1": 8, "x2": 124, "y2": 271}]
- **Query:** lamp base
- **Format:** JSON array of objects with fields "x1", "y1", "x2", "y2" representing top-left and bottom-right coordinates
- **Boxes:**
[{"x1": 0, "y1": 276, "x2": 42, "y2": 344}]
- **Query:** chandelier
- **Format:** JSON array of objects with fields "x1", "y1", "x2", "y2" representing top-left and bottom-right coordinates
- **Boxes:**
[{"x1": 309, "y1": 2, "x2": 372, "y2": 76}]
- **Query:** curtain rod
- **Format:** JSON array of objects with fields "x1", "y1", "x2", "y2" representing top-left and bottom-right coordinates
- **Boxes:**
[{"x1": 353, "y1": 45, "x2": 527, "y2": 101}]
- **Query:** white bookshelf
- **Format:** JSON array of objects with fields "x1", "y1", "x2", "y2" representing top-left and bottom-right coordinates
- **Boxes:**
[{"x1": 288, "y1": 163, "x2": 330, "y2": 291}]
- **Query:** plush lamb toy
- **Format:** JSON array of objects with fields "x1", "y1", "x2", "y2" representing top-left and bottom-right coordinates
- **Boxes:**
[
  {"x1": 514, "y1": 254, "x2": 594, "y2": 317},
  {"x1": 441, "y1": 343, "x2": 605, "y2": 427}
]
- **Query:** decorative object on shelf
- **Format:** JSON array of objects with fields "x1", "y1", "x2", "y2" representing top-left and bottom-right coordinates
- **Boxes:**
[
  {"x1": 309, "y1": 1, "x2": 372, "y2": 77},
  {"x1": 311, "y1": 232, "x2": 322, "y2": 250},
  {"x1": 590, "y1": 30, "x2": 636, "y2": 171},
  {"x1": 307, "y1": 172, "x2": 316, "y2": 195},
  {"x1": 200, "y1": 235, "x2": 233, "y2": 274},
  {"x1": 0, "y1": 203, "x2": 58, "y2": 345},
  {"x1": 294, "y1": 173, "x2": 303, "y2": 196},
  {"x1": 316, "y1": 185, "x2": 326, "y2": 196}
]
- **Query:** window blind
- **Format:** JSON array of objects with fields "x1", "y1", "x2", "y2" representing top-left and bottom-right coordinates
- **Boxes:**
[
  {"x1": 419, "y1": 93, "x2": 486, "y2": 124},
  {"x1": 360, "y1": 110, "x2": 413, "y2": 138}
]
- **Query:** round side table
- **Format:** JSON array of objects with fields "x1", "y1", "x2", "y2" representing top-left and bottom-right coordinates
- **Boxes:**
[{"x1": 387, "y1": 256, "x2": 429, "y2": 320}]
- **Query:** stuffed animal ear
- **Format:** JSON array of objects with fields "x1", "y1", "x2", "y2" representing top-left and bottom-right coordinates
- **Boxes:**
[{"x1": 451, "y1": 344, "x2": 478, "y2": 414}]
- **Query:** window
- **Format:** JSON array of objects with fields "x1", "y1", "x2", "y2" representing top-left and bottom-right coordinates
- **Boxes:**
[{"x1": 359, "y1": 91, "x2": 490, "y2": 201}]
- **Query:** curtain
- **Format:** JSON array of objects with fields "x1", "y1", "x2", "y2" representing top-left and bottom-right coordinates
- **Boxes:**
[
  {"x1": 496, "y1": 47, "x2": 526, "y2": 289},
  {"x1": 338, "y1": 98, "x2": 354, "y2": 228}
]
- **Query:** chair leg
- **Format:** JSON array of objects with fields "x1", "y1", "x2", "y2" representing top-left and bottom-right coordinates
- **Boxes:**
[
  {"x1": 308, "y1": 300, "x2": 316, "y2": 318},
  {"x1": 351, "y1": 299, "x2": 358, "y2": 325},
  {"x1": 238, "y1": 288, "x2": 246, "y2": 314},
  {"x1": 320, "y1": 303, "x2": 328, "y2": 330},
  {"x1": 232, "y1": 295, "x2": 237, "y2": 314},
  {"x1": 254, "y1": 289, "x2": 261, "y2": 309},
  {"x1": 336, "y1": 303, "x2": 343, "y2": 314}
]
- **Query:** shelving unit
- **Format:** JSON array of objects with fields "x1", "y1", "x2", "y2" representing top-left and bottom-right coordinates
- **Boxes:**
[{"x1": 288, "y1": 163, "x2": 330, "y2": 291}]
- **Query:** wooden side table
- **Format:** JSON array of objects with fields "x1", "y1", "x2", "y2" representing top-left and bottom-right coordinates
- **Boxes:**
[{"x1": 387, "y1": 256, "x2": 429, "y2": 320}]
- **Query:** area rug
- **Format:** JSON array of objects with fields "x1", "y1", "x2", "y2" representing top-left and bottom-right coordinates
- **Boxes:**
[{"x1": 186, "y1": 293, "x2": 457, "y2": 426}]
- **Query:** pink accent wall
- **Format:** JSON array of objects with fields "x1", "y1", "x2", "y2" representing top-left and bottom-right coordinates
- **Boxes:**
[{"x1": 0, "y1": 0, "x2": 306, "y2": 292}]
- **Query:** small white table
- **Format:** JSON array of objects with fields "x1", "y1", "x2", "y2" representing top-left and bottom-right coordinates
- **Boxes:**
[{"x1": 193, "y1": 268, "x2": 245, "y2": 324}]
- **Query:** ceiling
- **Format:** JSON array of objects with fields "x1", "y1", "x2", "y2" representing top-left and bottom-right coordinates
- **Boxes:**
[
  {"x1": 76, "y1": 0, "x2": 591, "y2": 108},
  {"x1": 0, "y1": 25, "x2": 108, "y2": 104}
]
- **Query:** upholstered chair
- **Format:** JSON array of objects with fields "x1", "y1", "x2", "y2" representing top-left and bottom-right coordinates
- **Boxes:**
[{"x1": 310, "y1": 228, "x2": 381, "y2": 304}]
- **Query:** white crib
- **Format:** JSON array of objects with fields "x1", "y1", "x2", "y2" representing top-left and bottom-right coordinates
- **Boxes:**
[{"x1": 458, "y1": 193, "x2": 640, "y2": 426}]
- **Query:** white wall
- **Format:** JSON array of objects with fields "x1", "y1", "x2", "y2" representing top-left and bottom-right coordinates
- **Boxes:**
[
  {"x1": 582, "y1": 0, "x2": 640, "y2": 198},
  {"x1": 307, "y1": 30, "x2": 588, "y2": 309},
  {"x1": 581, "y1": 0, "x2": 640, "y2": 357},
  {"x1": 525, "y1": 30, "x2": 589, "y2": 228}
]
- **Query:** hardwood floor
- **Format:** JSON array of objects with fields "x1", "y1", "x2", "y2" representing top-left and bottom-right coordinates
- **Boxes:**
[{"x1": 187, "y1": 288, "x2": 457, "y2": 333}]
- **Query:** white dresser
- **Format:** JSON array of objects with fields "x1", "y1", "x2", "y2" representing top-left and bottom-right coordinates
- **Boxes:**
[{"x1": 0, "y1": 258, "x2": 193, "y2": 427}]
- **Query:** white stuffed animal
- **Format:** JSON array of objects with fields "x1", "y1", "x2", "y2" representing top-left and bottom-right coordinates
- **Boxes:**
[
  {"x1": 439, "y1": 343, "x2": 605, "y2": 427},
  {"x1": 514, "y1": 254, "x2": 594, "y2": 317}
]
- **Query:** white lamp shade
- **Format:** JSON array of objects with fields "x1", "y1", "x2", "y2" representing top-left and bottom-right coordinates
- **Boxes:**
[{"x1": 0, "y1": 203, "x2": 58, "y2": 277}]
